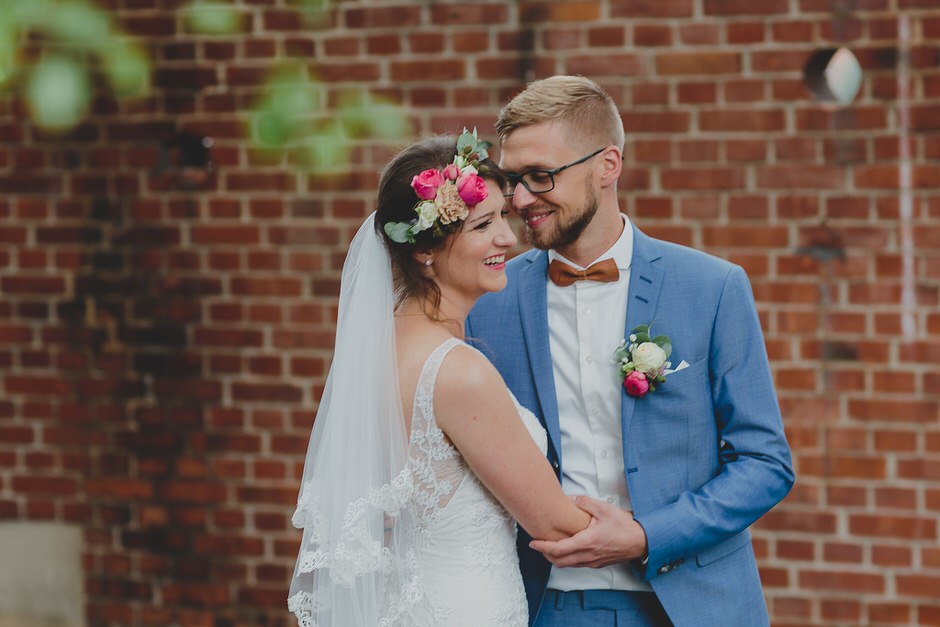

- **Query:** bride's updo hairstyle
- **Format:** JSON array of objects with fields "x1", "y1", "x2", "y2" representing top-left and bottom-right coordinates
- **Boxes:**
[{"x1": 376, "y1": 134, "x2": 505, "y2": 315}]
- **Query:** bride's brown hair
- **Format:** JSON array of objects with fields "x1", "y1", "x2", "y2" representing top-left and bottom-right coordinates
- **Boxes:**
[{"x1": 375, "y1": 135, "x2": 505, "y2": 316}]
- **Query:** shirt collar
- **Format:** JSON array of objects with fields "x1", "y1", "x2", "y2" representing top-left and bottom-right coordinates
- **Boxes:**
[{"x1": 548, "y1": 213, "x2": 633, "y2": 271}]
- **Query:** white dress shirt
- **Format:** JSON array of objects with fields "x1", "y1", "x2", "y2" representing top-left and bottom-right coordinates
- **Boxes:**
[{"x1": 545, "y1": 214, "x2": 651, "y2": 592}]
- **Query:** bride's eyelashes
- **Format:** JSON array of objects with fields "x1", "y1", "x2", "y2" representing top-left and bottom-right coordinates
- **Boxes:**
[{"x1": 474, "y1": 210, "x2": 512, "y2": 232}]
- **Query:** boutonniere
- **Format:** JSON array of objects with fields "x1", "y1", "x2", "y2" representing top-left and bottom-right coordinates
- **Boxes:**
[{"x1": 613, "y1": 324, "x2": 675, "y2": 397}]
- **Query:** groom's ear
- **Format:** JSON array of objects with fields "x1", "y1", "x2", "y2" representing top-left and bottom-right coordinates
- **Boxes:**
[{"x1": 599, "y1": 146, "x2": 623, "y2": 188}]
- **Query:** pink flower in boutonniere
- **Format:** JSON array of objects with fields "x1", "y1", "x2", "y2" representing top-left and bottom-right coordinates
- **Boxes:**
[
  {"x1": 613, "y1": 324, "x2": 673, "y2": 398},
  {"x1": 623, "y1": 370, "x2": 650, "y2": 397}
]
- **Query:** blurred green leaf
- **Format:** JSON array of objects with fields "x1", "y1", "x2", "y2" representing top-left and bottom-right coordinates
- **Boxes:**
[
  {"x1": 0, "y1": 23, "x2": 14, "y2": 85},
  {"x1": 26, "y1": 55, "x2": 91, "y2": 131},
  {"x1": 294, "y1": 0, "x2": 330, "y2": 13},
  {"x1": 103, "y1": 44, "x2": 150, "y2": 96},
  {"x1": 183, "y1": 0, "x2": 244, "y2": 35},
  {"x1": 252, "y1": 66, "x2": 317, "y2": 148},
  {"x1": 46, "y1": 1, "x2": 112, "y2": 48},
  {"x1": 0, "y1": 0, "x2": 152, "y2": 131},
  {"x1": 5, "y1": 0, "x2": 48, "y2": 27},
  {"x1": 339, "y1": 92, "x2": 411, "y2": 144},
  {"x1": 304, "y1": 121, "x2": 349, "y2": 171},
  {"x1": 255, "y1": 110, "x2": 293, "y2": 146},
  {"x1": 271, "y1": 75, "x2": 318, "y2": 120}
]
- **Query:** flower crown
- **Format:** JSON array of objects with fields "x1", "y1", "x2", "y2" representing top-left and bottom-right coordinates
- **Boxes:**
[{"x1": 384, "y1": 128, "x2": 491, "y2": 245}]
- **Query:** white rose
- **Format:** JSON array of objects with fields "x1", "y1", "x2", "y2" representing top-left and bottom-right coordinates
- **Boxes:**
[
  {"x1": 415, "y1": 200, "x2": 438, "y2": 231},
  {"x1": 631, "y1": 342, "x2": 667, "y2": 375}
]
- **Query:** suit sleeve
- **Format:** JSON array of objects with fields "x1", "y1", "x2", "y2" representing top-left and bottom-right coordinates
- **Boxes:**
[{"x1": 635, "y1": 265, "x2": 794, "y2": 577}]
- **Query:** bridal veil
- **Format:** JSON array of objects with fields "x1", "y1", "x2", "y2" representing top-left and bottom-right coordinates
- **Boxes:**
[{"x1": 288, "y1": 213, "x2": 430, "y2": 626}]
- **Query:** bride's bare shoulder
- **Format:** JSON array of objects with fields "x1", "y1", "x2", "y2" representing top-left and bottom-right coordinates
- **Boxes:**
[{"x1": 435, "y1": 342, "x2": 506, "y2": 401}]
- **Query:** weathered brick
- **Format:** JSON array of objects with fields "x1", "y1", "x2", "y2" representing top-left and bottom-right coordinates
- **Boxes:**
[
  {"x1": 656, "y1": 51, "x2": 741, "y2": 75},
  {"x1": 0, "y1": 6, "x2": 937, "y2": 627}
]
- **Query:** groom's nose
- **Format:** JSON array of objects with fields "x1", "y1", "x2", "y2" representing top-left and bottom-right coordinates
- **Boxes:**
[{"x1": 510, "y1": 182, "x2": 539, "y2": 210}]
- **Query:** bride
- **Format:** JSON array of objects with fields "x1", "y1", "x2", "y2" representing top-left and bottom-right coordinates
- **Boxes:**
[{"x1": 288, "y1": 130, "x2": 590, "y2": 626}]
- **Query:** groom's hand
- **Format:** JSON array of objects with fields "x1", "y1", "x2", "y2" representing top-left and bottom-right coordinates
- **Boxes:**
[{"x1": 528, "y1": 495, "x2": 648, "y2": 568}]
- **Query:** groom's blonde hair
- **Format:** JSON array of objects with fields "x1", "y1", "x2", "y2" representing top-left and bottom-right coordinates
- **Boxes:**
[{"x1": 496, "y1": 75, "x2": 625, "y2": 150}]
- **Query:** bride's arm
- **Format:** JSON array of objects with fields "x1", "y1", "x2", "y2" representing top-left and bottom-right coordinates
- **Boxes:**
[{"x1": 433, "y1": 346, "x2": 591, "y2": 541}]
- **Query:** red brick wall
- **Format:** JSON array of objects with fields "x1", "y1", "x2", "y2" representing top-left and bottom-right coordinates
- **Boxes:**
[{"x1": 1, "y1": 1, "x2": 938, "y2": 625}]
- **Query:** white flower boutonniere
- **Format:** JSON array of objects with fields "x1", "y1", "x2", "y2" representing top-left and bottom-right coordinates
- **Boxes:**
[{"x1": 613, "y1": 324, "x2": 680, "y2": 397}]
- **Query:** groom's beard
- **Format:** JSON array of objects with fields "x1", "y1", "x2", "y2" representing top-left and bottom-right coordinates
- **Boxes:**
[{"x1": 525, "y1": 183, "x2": 599, "y2": 251}]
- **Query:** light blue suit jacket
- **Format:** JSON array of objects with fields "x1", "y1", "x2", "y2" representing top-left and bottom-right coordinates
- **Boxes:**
[{"x1": 466, "y1": 225, "x2": 794, "y2": 627}]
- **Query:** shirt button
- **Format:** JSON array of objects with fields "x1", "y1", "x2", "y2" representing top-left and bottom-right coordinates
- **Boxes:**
[
  {"x1": 584, "y1": 307, "x2": 592, "y2": 315},
  {"x1": 606, "y1": 496, "x2": 615, "y2": 504},
  {"x1": 591, "y1": 407, "x2": 600, "y2": 416},
  {"x1": 585, "y1": 355, "x2": 594, "y2": 364},
  {"x1": 602, "y1": 450, "x2": 610, "y2": 459}
]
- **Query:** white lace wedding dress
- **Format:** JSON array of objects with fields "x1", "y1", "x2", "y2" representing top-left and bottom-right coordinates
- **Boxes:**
[{"x1": 407, "y1": 337, "x2": 547, "y2": 626}]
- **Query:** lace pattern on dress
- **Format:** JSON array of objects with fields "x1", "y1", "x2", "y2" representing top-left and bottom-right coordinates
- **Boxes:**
[
  {"x1": 406, "y1": 339, "x2": 529, "y2": 627},
  {"x1": 408, "y1": 338, "x2": 467, "y2": 527}
]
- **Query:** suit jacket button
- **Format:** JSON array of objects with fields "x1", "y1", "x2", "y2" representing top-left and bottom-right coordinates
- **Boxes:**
[{"x1": 658, "y1": 565, "x2": 670, "y2": 575}]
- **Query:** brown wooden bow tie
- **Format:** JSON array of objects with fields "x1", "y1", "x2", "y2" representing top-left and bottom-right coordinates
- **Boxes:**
[{"x1": 548, "y1": 258, "x2": 620, "y2": 287}]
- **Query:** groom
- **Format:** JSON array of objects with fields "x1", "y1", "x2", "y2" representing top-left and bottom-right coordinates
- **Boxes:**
[{"x1": 467, "y1": 76, "x2": 794, "y2": 626}]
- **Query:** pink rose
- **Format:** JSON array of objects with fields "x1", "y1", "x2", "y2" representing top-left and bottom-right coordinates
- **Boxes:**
[
  {"x1": 456, "y1": 173, "x2": 488, "y2": 206},
  {"x1": 623, "y1": 371, "x2": 650, "y2": 397},
  {"x1": 411, "y1": 169, "x2": 445, "y2": 200},
  {"x1": 443, "y1": 163, "x2": 460, "y2": 181}
]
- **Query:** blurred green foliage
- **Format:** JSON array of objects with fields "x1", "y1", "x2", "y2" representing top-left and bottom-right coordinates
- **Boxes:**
[
  {"x1": 0, "y1": 0, "x2": 150, "y2": 132},
  {"x1": 183, "y1": 0, "x2": 411, "y2": 173},
  {"x1": 251, "y1": 65, "x2": 412, "y2": 172},
  {"x1": 183, "y1": 0, "x2": 246, "y2": 35},
  {"x1": 1, "y1": 0, "x2": 410, "y2": 173}
]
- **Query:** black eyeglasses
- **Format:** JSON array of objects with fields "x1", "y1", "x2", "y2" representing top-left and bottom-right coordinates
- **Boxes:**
[{"x1": 502, "y1": 147, "x2": 607, "y2": 197}]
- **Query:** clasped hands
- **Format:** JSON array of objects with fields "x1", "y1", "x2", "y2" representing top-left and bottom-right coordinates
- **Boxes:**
[{"x1": 529, "y1": 495, "x2": 648, "y2": 569}]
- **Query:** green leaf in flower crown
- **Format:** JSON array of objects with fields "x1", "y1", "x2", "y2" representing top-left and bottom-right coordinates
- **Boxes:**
[
  {"x1": 384, "y1": 221, "x2": 414, "y2": 244},
  {"x1": 456, "y1": 127, "x2": 488, "y2": 162},
  {"x1": 456, "y1": 128, "x2": 476, "y2": 151}
]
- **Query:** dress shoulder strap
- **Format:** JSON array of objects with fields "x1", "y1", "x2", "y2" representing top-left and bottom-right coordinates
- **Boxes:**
[{"x1": 414, "y1": 337, "x2": 464, "y2": 407}]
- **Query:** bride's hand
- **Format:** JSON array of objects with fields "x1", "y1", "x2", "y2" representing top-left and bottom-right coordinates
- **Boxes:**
[{"x1": 528, "y1": 495, "x2": 647, "y2": 569}]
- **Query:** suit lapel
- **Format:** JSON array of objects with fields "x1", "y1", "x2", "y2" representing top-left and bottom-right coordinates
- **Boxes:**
[
  {"x1": 517, "y1": 251, "x2": 562, "y2": 458},
  {"x1": 621, "y1": 226, "x2": 665, "y2": 439}
]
